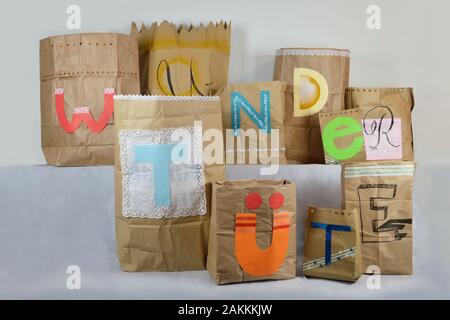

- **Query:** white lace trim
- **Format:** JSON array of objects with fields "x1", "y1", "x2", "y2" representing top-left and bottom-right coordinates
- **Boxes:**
[
  {"x1": 276, "y1": 48, "x2": 350, "y2": 57},
  {"x1": 119, "y1": 127, "x2": 206, "y2": 219},
  {"x1": 347, "y1": 88, "x2": 412, "y2": 93},
  {"x1": 114, "y1": 95, "x2": 220, "y2": 102}
]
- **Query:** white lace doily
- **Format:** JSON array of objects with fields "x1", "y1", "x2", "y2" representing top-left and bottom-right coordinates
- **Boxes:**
[{"x1": 119, "y1": 127, "x2": 206, "y2": 219}]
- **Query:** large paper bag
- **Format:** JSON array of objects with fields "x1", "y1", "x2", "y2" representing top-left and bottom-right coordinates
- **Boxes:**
[
  {"x1": 344, "y1": 87, "x2": 415, "y2": 161},
  {"x1": 40, "y1": 33, "x2": 140, "y2": 166},
  {"x1": 207, "y1": 180, "x2": 296, "y2": 285},
  {"x1": 303, "y1": 206, "x2": 362, "y2": 282},
  {"x1": 273, "y1": 48, "x2": 350, "y2": 163},
  {"x1": 114, "y1": 95, "x2": 225, "y2": 272},
  {"x1": 218, "y1": 81, "x2": 287, "y2": 165},
  {"x1": 342, "y1": 161, "x2": 415, "y2": 274},
  {"x1": 132, "y1": 21, "x2": 231, "y2": 96}
]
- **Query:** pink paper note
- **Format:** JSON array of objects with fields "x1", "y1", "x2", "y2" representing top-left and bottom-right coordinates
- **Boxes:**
[{"x1": 362, "y1": 118, "x2": 402, "y2": 160}]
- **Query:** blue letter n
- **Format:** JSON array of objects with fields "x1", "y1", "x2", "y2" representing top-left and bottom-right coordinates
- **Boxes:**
[{"x1": 231, "y1": 91, "x2": 271, "y2": 135}]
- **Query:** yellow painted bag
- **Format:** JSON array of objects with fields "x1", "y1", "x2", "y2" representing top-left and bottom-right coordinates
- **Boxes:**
[{"x1": 131, "y1": 21, "x2": 231, "y2": 96}]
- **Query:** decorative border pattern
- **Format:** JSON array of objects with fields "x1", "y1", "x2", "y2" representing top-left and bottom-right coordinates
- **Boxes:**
[
  {"x1": 41, "y1": 70, "x2": 138, "y2": 80},
  {"x1": 276, "y1": 48, "x2": 350, "y2": 57},
  {"x1": 114, "y1": 95, "x2": 219, "y2": 102},
  {"x1": 303, "y1": 247, "x2": 357, "y2": 271},
  {"x1": 119, "y1": 127, "x2": 206, "y2": 219},
  {"x1": 344, "y1": 165, "x2": 415, "y2": 178}
]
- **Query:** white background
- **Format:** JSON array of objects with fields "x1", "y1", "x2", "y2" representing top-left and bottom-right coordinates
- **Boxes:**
[{"x1": 0, "y1": 0, "x2": 448, "y2": 166}]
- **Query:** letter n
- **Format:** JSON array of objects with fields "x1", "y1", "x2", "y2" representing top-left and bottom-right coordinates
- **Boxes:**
[{"x1": 231, "y1": 91, "x2": 271, "y2": 136}]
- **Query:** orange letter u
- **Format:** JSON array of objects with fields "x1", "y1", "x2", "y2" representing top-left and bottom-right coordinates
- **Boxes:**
[{"x1": 234, "y1": 212, "x2": 291, "y2": 276}]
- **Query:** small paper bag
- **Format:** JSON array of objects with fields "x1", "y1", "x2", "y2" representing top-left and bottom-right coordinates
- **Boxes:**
[
  {"x1": 303, "y1": 206, "x2": 362, "y2": 282},
  {"x1": 207, "y1": 180, "x2": 297, "y2": 285}
]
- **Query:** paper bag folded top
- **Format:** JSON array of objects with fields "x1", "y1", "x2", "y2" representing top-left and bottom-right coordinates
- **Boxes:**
[{"x1": 131, "y1": 21, "x2": 231, "y2": 96}]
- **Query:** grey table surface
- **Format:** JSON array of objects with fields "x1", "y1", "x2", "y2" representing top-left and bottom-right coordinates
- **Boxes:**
[{"x1": 0, "y1": 164, "x2": 448, "y2": 299}]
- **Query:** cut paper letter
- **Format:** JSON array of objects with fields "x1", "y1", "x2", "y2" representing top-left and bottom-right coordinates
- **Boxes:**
[
  {"x1": 235, "y1": 212, "x2": 290, "y2": 276},
  {"x1": 231, "y1": 91, "x2": 271, "y2": 135},
  {"x1": 54, "y1": 88, "x2": 114, "y2": 133},
  {"x1": 293, "y1": 68, "x2": 328, "y2": 117}
]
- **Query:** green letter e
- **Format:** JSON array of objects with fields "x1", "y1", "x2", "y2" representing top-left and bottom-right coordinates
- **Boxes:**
[{"x1": 322, "y1": 116, "x2": 364, "y2": 161}]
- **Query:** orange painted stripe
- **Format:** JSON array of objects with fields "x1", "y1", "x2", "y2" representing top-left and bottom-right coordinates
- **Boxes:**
[
  {"x1": 274, "y1": 219, "x2": 290, "y2": 226},
  {"x1": 274, "y1": 217, "x2": 290, "y2": 223},
  {"x1": 273, "y1": 224, "x2": 290, "y2": 230},
  {"x1": 236, "y1": 223, "x2": 257, "y2": 228},
  {"x1": 236, "y1": 216, "x2": 257, "y2": 221}
]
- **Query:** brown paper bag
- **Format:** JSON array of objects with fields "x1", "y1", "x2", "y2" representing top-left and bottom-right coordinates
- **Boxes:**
[
  {"x1": 131, "y1": 23, "x2": 152, "y2": 95},
  {"x1": 207, "y1": 180, "x2": 296, "y2": 285},
  {"x1": 40, "y1": 33, "x2": 140, "y2": 166},
  {"x1": 218, "y1": 81, "x2": 287, "y2": 164},
  {"x1": 114, "y1": 95, "x2": 225, "y2": 272},
  {"x1": 131, "y1": 21, "x2": 231, "y2": 96},
  {"x1": 319, "y1": 95, "x2": 414, "y2": 163},
  {"x1": 303, "y1": 206, "x2": 362, "y2": 282},
  {"x1": 273, "y1": 48, "x2": 350, "y2": 163},
  {"x1": 342, "y1": 161, "x2": 415, "y2": 275},
  {"x1": 345, "y1": 87, "x2": 415, "y2": 160}
]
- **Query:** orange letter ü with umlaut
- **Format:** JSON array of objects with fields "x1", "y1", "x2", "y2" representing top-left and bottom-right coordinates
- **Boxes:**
[{"x1": 234, "y1": 192, "x2": 291, "y2": 276}]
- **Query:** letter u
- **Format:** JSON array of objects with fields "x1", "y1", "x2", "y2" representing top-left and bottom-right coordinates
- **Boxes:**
[{"x1": 234, "y1": 212, "x2": 290, "y2": 276}]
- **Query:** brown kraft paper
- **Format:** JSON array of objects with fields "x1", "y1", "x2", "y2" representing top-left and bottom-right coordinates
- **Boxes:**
[
  {"x1": 303, "y1": 206, "x2": 362, "y2": 282},
  {"x1": 345, "y1": 87, "x2": 414, "y2": 161},
  {"x1": 342, "y1": 161, "x2": 415, "y2": 275},
  {"x1": 40, "y1": 33, "x2": 140, "y2": 166},
  {"x1": 131, "y1": 21, "x2": 231, "y2": 96},
  {"x1": 273, "y1": 48, "x2": 350, "y2": 163},
  {"x1": 207, "y1": 180, "x2": 296, "y2": 285},
  {"x1": 114, "y1": 95, "x2": 225, "y2": 272},
  {"x1": 218, "y1": 81, "x2": 287, "y2": 165}
]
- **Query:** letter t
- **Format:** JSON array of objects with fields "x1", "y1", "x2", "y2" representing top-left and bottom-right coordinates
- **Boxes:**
[
  {"x1": 311, "y1": 222, "x2": 352, "y2": 265},
  {"x1": 134, "y1": 144, "x2": 177, "y2": 207}
]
